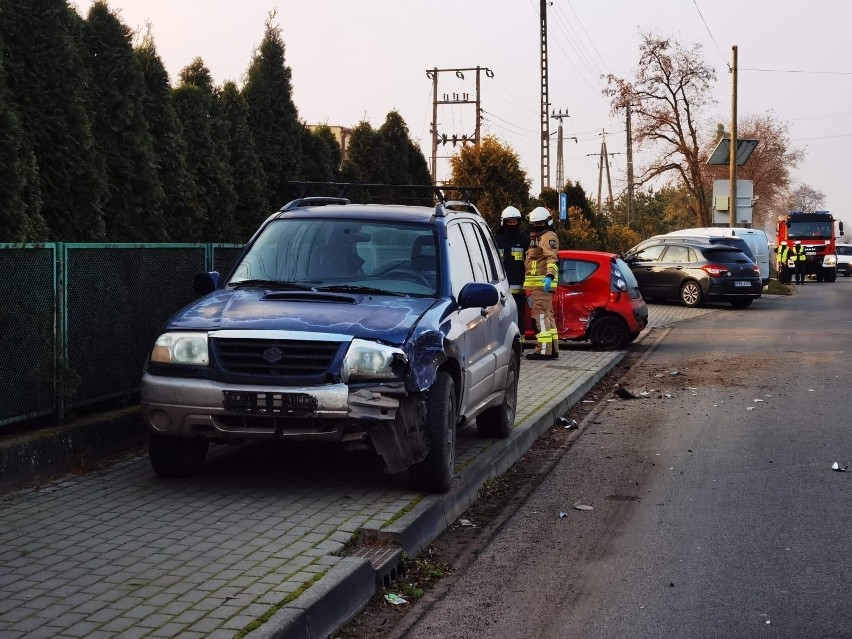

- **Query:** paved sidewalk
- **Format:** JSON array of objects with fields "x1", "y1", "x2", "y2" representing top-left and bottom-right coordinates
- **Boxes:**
[{"x1": 0, "y1": 304, "x2": 717, "y2": 639}]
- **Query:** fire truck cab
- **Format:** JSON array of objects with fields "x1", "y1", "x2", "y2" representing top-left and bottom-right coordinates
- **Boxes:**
[{"x1": 775, "y1": 211, "x2": 844, "y2": 283}]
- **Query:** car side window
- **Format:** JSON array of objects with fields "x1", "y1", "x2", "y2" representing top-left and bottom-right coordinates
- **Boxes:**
[
  {"x1": 633, "y1": 244, "x2": 666, "y2": 262},
  {"x1": 473, "y1": 222, "x2": 503, "y2": 282},
  {"x1": 662, "y1": 245, "x2": 690, "y2": 263},
  {"x1": 459, "y1": 222, "x2": 491, "y2": 284},
  {"x1": 447, "y1": 223, "x2": 477, "y2": 296},
  {"x1": 560, "y1": 259, "x2": 597, "y2": 284}
]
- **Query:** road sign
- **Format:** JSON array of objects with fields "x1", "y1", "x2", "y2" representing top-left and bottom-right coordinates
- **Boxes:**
[{"x1": 559, "y1": 192, "x2": 567, "y2": 220}]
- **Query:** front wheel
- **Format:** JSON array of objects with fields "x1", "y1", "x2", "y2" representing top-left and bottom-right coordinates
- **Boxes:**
[
  {"x1": 148, "y1": 432, "x2": 208, "y2": 478},
  {"x1": 409, "y1": 372, "x2": 457, "y2": 492},
  {"x1": 477, "y1": 350, "x2": 519, "y2": 438},
  {"x1": 680, "y1": 280, "x2": 703, "y2": 307},
  {"x1": 588, "y1": 315, "x2": 629, "y2": 350}
]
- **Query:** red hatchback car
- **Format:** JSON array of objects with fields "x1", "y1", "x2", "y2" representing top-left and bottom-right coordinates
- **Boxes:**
[{"x1": 524, "y1": 250, "x2": 649, "y2": 350}]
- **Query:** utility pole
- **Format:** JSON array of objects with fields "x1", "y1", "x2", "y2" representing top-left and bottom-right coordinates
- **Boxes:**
[
  {"x1": 426, "y1": 66, "x2": 494, "y2": 184},
  {"x1": 551, "y1": 110, "x2": 575, "y2": 189},
  {"x1": 539, "y1": 0, "x2": 550, "y2": 191},
  {"x1": 729, "y1": 45, "x2": 738, "y2": 226},
  {"x1": 596, "y1": 129, "x2": 614, "y2": 215},
  {"x1": 625, "y1": 103, "x2": 635, "y2": 228}
]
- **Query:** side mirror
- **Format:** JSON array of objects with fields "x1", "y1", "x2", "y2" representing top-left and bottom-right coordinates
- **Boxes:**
[
  {"x1": 839, "y1": 221, "x2": 845, "y2": 236},
  {"x1": 193, "y1": 271, "x2": 222, "y2": 295},
  {"x1": 458, "y1": 282, "x2": 499, "y2": 309}
]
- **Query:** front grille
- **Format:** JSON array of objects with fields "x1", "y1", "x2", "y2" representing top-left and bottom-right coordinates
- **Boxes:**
[{"x1": 213, "y1": 338, "x2": 345, "y2": 376}]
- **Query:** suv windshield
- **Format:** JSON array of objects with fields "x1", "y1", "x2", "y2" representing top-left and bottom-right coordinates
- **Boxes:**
[
  {"x1": 230, "y1": 218, "x2": 439, "y2": 296},
  {"x1": 836, "y1": 245, "x2": 852, "y2": 256}
]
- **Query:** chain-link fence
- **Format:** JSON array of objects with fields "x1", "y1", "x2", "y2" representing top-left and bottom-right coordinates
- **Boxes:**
[{"x1": 0, "y1": 243, "x2": 242, "y2": 428}]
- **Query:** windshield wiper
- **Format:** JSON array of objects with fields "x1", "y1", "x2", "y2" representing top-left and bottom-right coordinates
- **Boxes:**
[
  {"x1": 315, "y1": 284, "x2": 407, "y2": 297},
  {"x1": 230, "y1": 279, "x2": 313, "y2": 291}
]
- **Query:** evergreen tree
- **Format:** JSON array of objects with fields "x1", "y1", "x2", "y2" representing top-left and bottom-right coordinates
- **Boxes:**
[
  {"x1": 300, "y1": 125, "x2": 336, "y2": 183},
  {"x1": 220, "y1": 81, "x2": 268, "y2": 240},
  {"x1": 1, "y1": 0, "x2": 106, "y2": 240},
  {"x1": 135, "y1": 33, "x2": 205, "y2": 242},
  {"x1": 377, "y1": 110, "x2": 433, "y2": 204},
  {"x1": 173, "y1": 59, "x2": 238, "y2": 241},
  {"x1": 243, "y1": 13, "x2": 302, "y2": 209},
  {"x1": 82, "y1": 2, "x2": 165, "y2": 241},
  {"x1": 341, "y1": 121, "x2": 389, "y2": 202},
  {"x1": 0, "y1": 30, "x2": 45, "y2": 241},
  {"x1": 310, "y1": 125, "x2": 342, "y2": 180}
]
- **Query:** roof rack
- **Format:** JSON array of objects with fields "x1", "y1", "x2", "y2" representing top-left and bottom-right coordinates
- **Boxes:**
[
  {"x1": 286, "y1": 181, "x2": 482, "y2": 205},
  {"x1": 279, "y1": 196, "x2": 351, "y2": 212}
]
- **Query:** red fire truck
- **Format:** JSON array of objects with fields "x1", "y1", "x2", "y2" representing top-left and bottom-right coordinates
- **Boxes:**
[{"x1": 775, "y1": 211, "x2": 844, "y2": 283}]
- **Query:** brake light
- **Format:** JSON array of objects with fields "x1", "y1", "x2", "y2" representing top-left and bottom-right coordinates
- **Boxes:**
[
  {"x1": 752, "y1": 264, "x2": 760, "y2": 274},
  {"x1": 702, "y1": 264, "x2": 729, "y2": 277}
]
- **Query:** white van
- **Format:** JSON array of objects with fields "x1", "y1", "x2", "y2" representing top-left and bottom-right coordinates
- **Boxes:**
[{"x1": 661, "y1": 227, "x2": 771, "y2": 285}]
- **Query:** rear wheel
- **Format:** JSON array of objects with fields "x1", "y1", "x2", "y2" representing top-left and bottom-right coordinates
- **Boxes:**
[
  {"x1": 477, "y1": 350, "x2": 519, "y2": 438},
  {"x1": 680, "y1": 280, "x2": 703, "y2": 307},
  {"x1": 148, "y1": 432, "x2": 208, "y2": 478},
  {"x1": 409, "y1": 372, "x2": 457, "y2": 492},
  {"x1": 588, "y1": 315, "x2": 629, "y2": 350},
  {"x1": 730, "y1": 297, "x2": 753, "y2": 309}
]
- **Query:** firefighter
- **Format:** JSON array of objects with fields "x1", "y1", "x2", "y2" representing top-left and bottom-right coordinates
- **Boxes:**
[
  {"x1": 495, "y1": 206, "x2": 530, "y2": 339},
  {"x1": 792, "y1": 240, "x2": 806, "y2": 284},
  {"x1": 523, "y1": 206, "x2": 559, "y2": 360},
  {"x1": 777, "y1": 241, "x2": 791, "y2": 284}
]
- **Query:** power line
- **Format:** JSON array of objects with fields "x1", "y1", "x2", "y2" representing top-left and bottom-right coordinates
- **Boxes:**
[
  {"x1": 741, "y1": 68, "x2": 852, "y2": 75},
  {"x1": 550, "y1": 4, "x2": 605, "y2": 81},
  {"x1": 693, "y1": 0, "x2": 729, "y2": 70},
  {"x1": 791, "y1": 132, "x2": 852, "y2": 141},
  {"x1": 564, "y1": 0, "x2": 611, "y2": 75}
]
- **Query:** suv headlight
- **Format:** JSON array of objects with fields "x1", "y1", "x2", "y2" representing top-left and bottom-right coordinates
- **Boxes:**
[
  {"x1": 151, "y1": 332, "x2": 209, "y2": 365},
  {"x1": 342, "y1": 339, "x2": 406, "y2": 382}
]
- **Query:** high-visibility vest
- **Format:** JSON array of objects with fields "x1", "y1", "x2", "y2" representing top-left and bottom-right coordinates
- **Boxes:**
[
  {"x1": 792, "y1": 245, "x2": 806, "y2": 261},
  {"x1": 778, "y1": 246, "x2": 789, "y2": 263}
]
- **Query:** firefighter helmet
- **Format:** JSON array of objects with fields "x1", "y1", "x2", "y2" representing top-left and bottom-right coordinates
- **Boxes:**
[
  {"x1": 529, "y1": 206, "x2": 552, "y2": 225},
  {"x1": 500, "y1": 206, "x2": 522, "y2": 222}
]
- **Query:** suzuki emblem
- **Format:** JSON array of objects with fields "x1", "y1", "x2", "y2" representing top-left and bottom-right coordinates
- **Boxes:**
[{"x1": 262, "y1": 347, "x2": 284, "y2": 363}]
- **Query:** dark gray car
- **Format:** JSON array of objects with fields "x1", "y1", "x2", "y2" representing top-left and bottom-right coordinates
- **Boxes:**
[{"x1": 623, "y1": 239, "x2": 762, "y2": 308}]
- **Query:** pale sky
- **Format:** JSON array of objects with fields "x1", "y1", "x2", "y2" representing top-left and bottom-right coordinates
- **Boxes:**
[{"x1": 76, "y1": 0, "x2": 851, "y2": 236}]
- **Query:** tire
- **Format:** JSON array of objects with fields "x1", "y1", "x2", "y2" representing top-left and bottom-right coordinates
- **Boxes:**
[
  {"x1": 628, "y1": 331, "x2": 641, "y2": 343},
  {"x1": 409, "y1": 372, "x2": 457, "y2": 492},
  {"x1": 680, "y1": 280, "x2": 703, "y2": 307},
  {"x1": 588, "y1": 315, "x2": 629, "y2": 350},
  {"x1": 477, "y1": 351, "x2": 519, "y2": 438},
  {"x1": 148, "y1": 432, "x2": 208, "y2": 478},
  {"x1": 730, "y1": 297, "x2": 753, "y2": 309},
  {"x1": 824, "y1": 271, "x2": 836, "y2": 283}
]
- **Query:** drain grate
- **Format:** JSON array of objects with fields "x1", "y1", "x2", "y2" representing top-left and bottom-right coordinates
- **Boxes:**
[{"x1": 352, "y1": 545, "x2": 404, "y2": 587}]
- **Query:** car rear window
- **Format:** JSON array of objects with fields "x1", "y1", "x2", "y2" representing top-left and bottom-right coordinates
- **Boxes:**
[
  {"x1": 708, "y1": 237, "x2": 754, "y2": 259},
  {"x1": 701, "y1": 248, "x2": 750, "y2": 263}
]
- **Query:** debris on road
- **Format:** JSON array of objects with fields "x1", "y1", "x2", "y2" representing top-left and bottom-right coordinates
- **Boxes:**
[
  {"x1": 559, "y1": 511, "x2": 567, "y2": 518},
  {"x1": 831, "y1": 462, "x2": 848, "y2": 472},
  {"x1": 384, "y1": 593, "x2": 408, "y2": 605},
  {"x1": 670, "y1": 370, "x2": 680, "y2": 376},
  {"x1": 458, "y1": 519, "x2": 476, "y2": 527},
  {"x1": 573, "y1": 501, "x2": 594, "y2": 511},
  {"x1": 614, "y1": 385, "x2": 637, "y2": 399},
  {"x1": 753, "y1": 399, "x2": 764, "y2": 403},
  {"x1": 556, "y1": 417, "x2": 578, "y2": 429},
  {"x1": 747, "y1": 406, "x2": 755, "y2": 411}
]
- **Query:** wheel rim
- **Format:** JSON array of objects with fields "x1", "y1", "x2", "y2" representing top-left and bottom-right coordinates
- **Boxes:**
[
  {"x1": 599, "y1": 321, "x2": 624, "y2": 349},
  {"x1": 682, "y1": 283, "x2": 699, "y2": 305}
]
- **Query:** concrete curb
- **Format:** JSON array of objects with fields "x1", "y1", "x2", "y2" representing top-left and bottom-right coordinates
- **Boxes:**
[
  {"x1": 0, "y1": 407, "x2": 145, "y2": 492},
  {"x1": 246, "y1": 557, "x2": 375, "y2": 639}
]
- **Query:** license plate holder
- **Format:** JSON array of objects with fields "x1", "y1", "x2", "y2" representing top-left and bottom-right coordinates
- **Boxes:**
[
  {"x1": 734, "y1": 280, "x2": 751, "y2": 287},
  {"x1": 223, "y1": 391, "x2": 318, "y2": 415}
]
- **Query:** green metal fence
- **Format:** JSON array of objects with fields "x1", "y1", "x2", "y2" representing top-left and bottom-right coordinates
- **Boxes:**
[{"x1": 0, "y1": 243, "x2": 244, "y2": 428}]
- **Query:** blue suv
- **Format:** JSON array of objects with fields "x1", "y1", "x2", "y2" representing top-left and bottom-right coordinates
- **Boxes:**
[{"x1": 140, "y1": 188, "x2": 521, "y2": 492}]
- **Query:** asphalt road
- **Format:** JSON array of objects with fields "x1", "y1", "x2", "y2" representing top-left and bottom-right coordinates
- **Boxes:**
[{"x1": 394, "y1": 280, "x2": 852, "y2": 639}]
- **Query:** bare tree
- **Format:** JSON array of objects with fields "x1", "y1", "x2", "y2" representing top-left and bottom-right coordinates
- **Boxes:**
[
  {"x1": 707, "y1": 112, "x2": 805, "y2": 227},
  {"x1": 605, "y1": 33, "x2": 716, "y2": 225},
  {"x1": 783, "y1": 183, "x2": 826, "y2": 215}
]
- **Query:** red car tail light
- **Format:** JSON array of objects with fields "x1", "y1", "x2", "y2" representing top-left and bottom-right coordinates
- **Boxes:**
[{"x1": 701, "y1": 263, "x2": 729, "y2": 277}]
